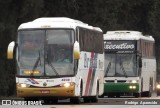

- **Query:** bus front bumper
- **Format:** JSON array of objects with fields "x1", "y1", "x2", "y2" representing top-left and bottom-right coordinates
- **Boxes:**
[
  {"x1": 104, "y1": 83, "x2": 139, "y2": 94},
  {"x1": 17, "y1": 86, "x2": 75, "y2": 97}
]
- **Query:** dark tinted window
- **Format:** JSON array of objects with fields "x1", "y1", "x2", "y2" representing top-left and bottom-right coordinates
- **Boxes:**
[{"x1": 78, "y1": 27, "x2": 103, "y2": 53}]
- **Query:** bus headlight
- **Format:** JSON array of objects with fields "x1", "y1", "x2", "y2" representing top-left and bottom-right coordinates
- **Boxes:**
[
  {"x1": 132, "y1": 86, "x2": 136, "y2": 89},
  {"x1": 129, "y1": 86, "x2": 136, "y2": 89},
  {"x1": 17, "y1": 83, "x2": 30, "y2": 88},
  {"x1": 60, "y1": 82, "x2": 75, "y2": 87},
  {"x1": 157, "y1": 84, "x2": 160, "y2": 89},
  {"x1": 131, "y1": 80, "x2": 138, "y2": 83}
]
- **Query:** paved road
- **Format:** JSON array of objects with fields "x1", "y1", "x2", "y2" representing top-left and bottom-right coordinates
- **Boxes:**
[{"x1": 0, "y1": 93, "x2": 160, "y2": 108}]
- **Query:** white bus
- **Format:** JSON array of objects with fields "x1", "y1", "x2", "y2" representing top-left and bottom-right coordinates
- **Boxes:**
[
  {"x1": 7, "y1": 17, "x2": 104, "y2": 103},
  {"x1": 103, "y1": 31, "x2": 156, "y2": 97}
]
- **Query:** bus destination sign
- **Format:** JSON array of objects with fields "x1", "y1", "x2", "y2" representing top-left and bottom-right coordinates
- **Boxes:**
[{"x1": 104, "y1": 40, "x2": 136, "y2": 51}]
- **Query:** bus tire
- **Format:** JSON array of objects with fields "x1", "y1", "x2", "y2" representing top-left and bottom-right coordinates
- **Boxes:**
[
  {"x1": 142, "y1": 85, "x2": 152, "y2": 97},
  {"x1": 83, "y1": 97, "x2": 90, "y2": 103},
  {"x1": 145, "y1": 78, "x2": 153, "y2": 97},
  {"x1": 145, "y1": 87, "x2": 152, "y2": 97},
  {"x1": 99, "y1": 93, "x2": 104, "y2": 98},
  {"x1": 157, "y1": 91, "x2": 160, "y2": 96},
  {"x1": 70, "y1": 97, "x2": 81, "y2": 104},
  {"x1": 90, "y1": 81, "x2": 99, "y2": 102},
  {"x1": 70, "y1": 81, "x2": 83, "y2": 104}
]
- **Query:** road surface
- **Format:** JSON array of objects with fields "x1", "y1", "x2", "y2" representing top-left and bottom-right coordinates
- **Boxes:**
[{"x1": 0, "y1": 92, "x2": 160, "y2": 108}]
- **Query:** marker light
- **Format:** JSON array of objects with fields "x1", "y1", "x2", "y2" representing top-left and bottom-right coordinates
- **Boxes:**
[
  {"x1": 131, "y1": 80, "x2": 137, "y2": 83},
  {"x1": 23, "y1": 70, "x2": 40, "y2": 74}
]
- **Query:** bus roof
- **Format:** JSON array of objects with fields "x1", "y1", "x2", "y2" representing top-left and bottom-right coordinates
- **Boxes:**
[
  {"x1": 18, "y1": 17, "x2": 102, "y2": 32},
  {"x1": 103, "y1": 31, "x2": 154, "y2": 42}
]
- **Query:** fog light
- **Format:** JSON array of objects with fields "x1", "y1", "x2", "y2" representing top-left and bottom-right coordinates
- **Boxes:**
[
  {"x1": 60, "y1": 82, "x2": 75, "y2": 87},
  {"x1": 129, "y1": 86, "x2": 133, "y2": 89},
  {"x1": 17, "y1": 83, "x2": 30, "y2": 88},
  {"x1": 132, "y1": 86, "x2": 136, "y2": 89},
  {"x1": 64, "y1": 83, "x2": 70, "y2": 87}
]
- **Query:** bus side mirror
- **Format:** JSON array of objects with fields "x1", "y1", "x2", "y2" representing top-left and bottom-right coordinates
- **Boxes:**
[
  {"x1": 73, "y1": 41, "x2": 80, "y2": 60},
  {"x1": 7, "y1": 41, "x2": 15, "y2": 59},
  {"x1": 139, "y1": 57, "x2": 142, "y2": 68}
]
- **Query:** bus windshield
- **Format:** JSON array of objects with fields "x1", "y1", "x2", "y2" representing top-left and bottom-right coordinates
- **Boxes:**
[
  {"x1": 17, "y1": 29, "x2": 74, "y2": 77},
  {"x1": 105, "y1": 53, "x2": 137, "y2": 77}
]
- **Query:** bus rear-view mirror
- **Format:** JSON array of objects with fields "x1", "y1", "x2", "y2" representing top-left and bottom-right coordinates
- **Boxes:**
[
  {"x1": 73, "y1": 41, "x2": 80, "y2": 60},
  {"x1": 7, "y1": 41, "x2": 15, "y2": 59}
]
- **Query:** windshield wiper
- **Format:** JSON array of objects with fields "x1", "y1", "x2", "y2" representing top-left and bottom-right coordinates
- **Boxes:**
[
  {"x1": 105, "y1": 61, "x2": 111, "y2": 76},
  {"x1": 32, "y1": 51, "x2": 41, "y2": 72},
  {"x1": 119, "y1": 62, "x2": 128, "y2": 78},
  {"x1": 46, "y1": 54, "x2": 59, "y2": 76}
]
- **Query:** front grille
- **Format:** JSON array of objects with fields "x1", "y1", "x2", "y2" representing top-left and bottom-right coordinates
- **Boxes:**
[
  {"x1": 105, "y1": 80, "x2": 126, "y2": 83},
  {"x1": 117, "y1": 80, "x2": 126, "y2": 83}
]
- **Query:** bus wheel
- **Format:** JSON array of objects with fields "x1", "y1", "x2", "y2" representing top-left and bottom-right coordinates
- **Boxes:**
[
  {"x1": 70, "y1": 97, "x2": 81, "y2": 104},
  {"x1": 70, "y1": 84, "x2": 82, "y2": 104},
  {"x1": 157, "y1": 91, "x2": 160, "y2": 96},
  {"x1": 145, "y1": 79, "x2": 153, "y2": 97},
  {"x1": 142, "y1": 87, "x2": 152, "y2": 97},
  {"x1": 90, "y1": 82, "x2": 99, "y2": 102},
  {"x1": 146, "y1": 87, "x2": 152, "y2": 97},
  {"x1": 99, "y1": 93, "x2": 104, "y2": 98},
  {"x1": 83, "y1": 97, "x2": 90, "y2": 103}
]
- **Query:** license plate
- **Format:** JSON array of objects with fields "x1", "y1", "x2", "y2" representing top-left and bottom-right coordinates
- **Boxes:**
[{"x1": 41, "y1": 90, "x2": 50, "y2": 94}]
